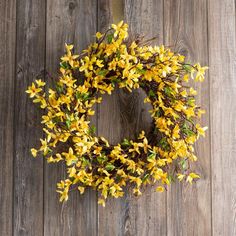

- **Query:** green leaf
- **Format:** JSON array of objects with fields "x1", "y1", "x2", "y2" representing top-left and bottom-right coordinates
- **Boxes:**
[
  {"x1": 164, "y1": 86, "x2": 173, "y2": 97},
  {"x1": 98, "y1": 69, "x2": 108, "y2": 76},
  {"x1": 121, "y1": 138, "x2": 131, "y2": 147},
  {"x1": 76, "y1": 91, "x2": 81, "y2": 99},
  {"x1": 60, "y1": 61, "x2": 69, "y2": 69},
  {"x1": 179, "y1": 159, "x2": 188, "y2": 170},
  {"x1": 97, "y1": 154, "x2": 108, "y2": 164},
  {"x1": 116, "y1": 50, "x2": 121, "y2": 59},
  {"x1": 89, "y1": 125, "x2": 96, "y2": 135},
  {"x1": 66, "y1": 119, "x2": 71, "y2": 128},
  {"x1": 76, "y1": 92, "x2": 90, "y2": 101},
  {"x1": 181, "y1": 122, "x2": 195, "y2": 136},
  {"x1": 111, "y1": 77, "x2": 121, "y2": 87},
  {"x1": 136, "y1": 68, "x2": 146, "y2": 75},
  {"x1": 167, "y1": 174, "x2": 174, "y2": 183},
  {"x1": 187, "y1": 98, "x2": 195, "y2": 106},
  {"x1": 52, "y1": 116, "x2": 61, "y2": 123},
  {"x1": 154, "y1": 109, "x2": 162, "y2": 118},
  {"x1": 107, "y1": 33, "x2": 113, "y2": 44},
  {"x1": 142, "y1": 173, "x2": 150, "y2": 182},
  {"x1": 47, "y1": 148, "x2": 53, "y2": 154},
  {"x1": 105, "y1": 163, "x2": 115, "y2": 171},
  {"x1": 147, "y1": 153, "x2": 156, "y2": 162},
  {"x1": 82, "y1": 157, "x2": 90, "y2": 167},
  {"x1": 55, "y1": 83, "x2": 63, "y2": 93},
  {"x1": 159, "y1": 137, "x2": 170, "y2": 151},
  {"x1": 148, "y1": 90, "x2": 156, "y2": 97},
  {"x1": 183, "y1": 64, "x2": 192, "y2": 72},
  {"x1": 82, "y1": 93, "x2": 90, "y2": 101}
]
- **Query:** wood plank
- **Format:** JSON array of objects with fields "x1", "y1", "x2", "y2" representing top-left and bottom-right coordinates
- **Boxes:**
[
  {"x1": 14, "y1": 0, "x2": 46, "y2": 235},
  {"x1": 44, "y1": 1, "x2": 98, "y2": 235},
  {"x1": 164, "y1": 1, "x2": 212, "y2": 235},
  {"x1": 0, "y1": 0, "x2": 16, "y2": 235},
  {"x1": 208, "y1": 0, "x2": 236, "y2": 235},
  {"x1": 97, "y1": 1, "x2": 128, "y2": 235},
  {"x1": 124, "y1": 1, "x2": 167, "y2": 235},
  {"x1": 96, "y1": 1, "x2": 119, "y2": 235},
  {"x1": 97, "y1": 1, "x2": 166, "y2": 235}
]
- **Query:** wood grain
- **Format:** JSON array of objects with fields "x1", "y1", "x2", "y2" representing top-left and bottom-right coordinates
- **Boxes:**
[
  {"x1": 123, "y1": 1, "x2": 167, "y2": 235},
  {"x1": 164, "y1": 1, "x2": 211, "y2": 235},
  {"x1": 0, "y1": 0, "x2": 16, "y2": 235},
  {"x1": 44, "y1": 1, "x2": 98, "y2": 235},
  {"x1": 13, "y1": 0, "x2": 46, "y2": 235},
  {"x1": 97, "y1": 1, "x2": 166, "y2": 235},
  {"x1": 97, "y1": 1, "x2": 126, "y2": 235},
  {"x1": 1, "y1": 1, "x2": 236, "y2": 235},
  {"x1": 208, "y1": 0, "x2": 236, "y2": 235}
]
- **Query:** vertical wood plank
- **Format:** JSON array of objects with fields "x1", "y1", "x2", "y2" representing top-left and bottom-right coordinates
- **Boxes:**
[
  {"x1": 124, "y1": 1, "x2": 167, "y2": 236},
  {"x1": 164, "y1": 1, "x2": 212, "y2": 235},
  {"x1": 14, "y1": 0, "x2": 46, "y2": 235},
  {"x1": 208, "y1": 0, "x2": 236, "y2": 235},
  {"x1": 0, "y1": 0, "x2": 16, "y2": 235},
  {"x1": 44, "y1": 1, "x2": 98, "y2": 235},
  {"x1": 97, "y1": 1, "x2": 125, "y2": 235},
  {"x1": 97, "y1": 1, "x2": 166, "y2": 235}
]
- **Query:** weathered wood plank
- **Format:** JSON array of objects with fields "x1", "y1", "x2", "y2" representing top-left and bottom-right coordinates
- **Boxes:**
[
  {"x1": 123, "y1": 1, "x2": 167, "y2": 235},
  {"x1": 14, "y1": 0, "x2": 46, "y2": 235},
  {"x1": 97, "y1": 1, "x2": 166, "y2": 235},
  {"x1": 164, "y1": 1, "x2": 211, "y2": 235},
  {"x1": 208, "y1": 0, "x2": 236, "y2": 235},
  {"x1": 97, "y1": 1, "x2": 126, "y2": 235},
  {"x1": 0, "y1": 0, "x2": 16, "y2": 235},
  {"x1": 44, "y1": 1, "x2": 98, "y2": 235}
]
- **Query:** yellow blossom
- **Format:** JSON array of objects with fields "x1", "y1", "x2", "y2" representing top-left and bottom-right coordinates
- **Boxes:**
[
  {"x1": 186, "y1": 172, "x2": 200, "y2": 184},
  {"x1": 156, "y1": 186, "x2": 165, "y2": 192},
  {"x1": 26, "y1": 82, "x2": 42, "y2": 98},
  {"x1": 31, "y1": 148, "x2": 37, "y2": 157}
]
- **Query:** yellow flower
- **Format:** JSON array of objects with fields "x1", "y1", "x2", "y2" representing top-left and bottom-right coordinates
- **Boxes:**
[
  {"x1": 96, "y1": 32, "x2": 103, "y2": 39},
  {"x1": 31, "y1": 148, "x2": 37, "y2": 157},
  {"x1": 177, "y1": 173, "x2": 185, "y2": 181},
  {"x1": 196, "y1": 124, "x2": 208, "y2": 137},
  {"x1": 35, "y1": 79, "x2": 45, "y2": 87},
  {"x1": 39, "y1": 139, "x2": 48, "y2": 155},
  {"x1": 133, "y1": 188, "x2": 142, "y2": 196},
  {"x1": 98, "y1": 198, "x2": 105, "y2": 207},
  {"x1": 26, "y1": 82, "x2": 42, "y2": 98},
  {"x1": 68, "y1": 166, "x2": 77, "y2": 177},
  {"x1": 129, "y1": 142, "x2": 143, "y2": 154},
  {"x1": 96, "y1": 59, "x2": 104, "y2": 68},
  {"x1": 111, "y1": 20, "x2": 128, "y2": 39},
  {"x1": 189, "y1": 87, "x2": 197, "y2": 95},
  {"x1": 197, "y1": 109, "x2": 206, "y2": 118},
  {"x1": 62, "y1": 147, "x2": 78, "y2": 166},
  {"x1": 194, "y1": 63, "x2": 208, "y2": 82},
  {"x1": 93, "y1": 146, "x2": 102, "y2": 155},
  {"x1": 78, "y1": 186, "x2": 85, "y2": 194},
  {"x1": 186, "y1": 172, "x2": 200, "y2": 184},
  {"x1": 156, "y1": 186, "x2": 165, "y2": 192},
  {"x1": 65, "y1": 43, "x2": 73, "y2": 51},
  {"x1": 173, "y1": 124, "x2": 180, "y2": 139}
]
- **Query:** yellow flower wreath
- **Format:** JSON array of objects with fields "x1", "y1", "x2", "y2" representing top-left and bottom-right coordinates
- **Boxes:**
[{"x1": 26, "y1": 21, "x2": 207, "y2": 207}]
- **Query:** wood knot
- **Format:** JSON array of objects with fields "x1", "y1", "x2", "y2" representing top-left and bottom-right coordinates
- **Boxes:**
[{"x1": 68, "y1": 1, "x2": 77, "y2": 12}]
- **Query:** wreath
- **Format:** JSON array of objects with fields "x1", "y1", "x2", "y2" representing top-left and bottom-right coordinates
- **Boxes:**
[{"x1": 26, "y1": 21, "x2": 207, "y2": 207}]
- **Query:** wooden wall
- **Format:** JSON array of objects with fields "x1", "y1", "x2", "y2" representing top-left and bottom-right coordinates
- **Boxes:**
[{"x1": 0, "y1": 0, "x2": 235, "y2": 235}]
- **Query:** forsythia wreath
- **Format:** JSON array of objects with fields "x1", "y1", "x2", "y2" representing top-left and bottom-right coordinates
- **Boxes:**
[{"x1": 26, "y1": 21, "x2": 207, "y2": 207}]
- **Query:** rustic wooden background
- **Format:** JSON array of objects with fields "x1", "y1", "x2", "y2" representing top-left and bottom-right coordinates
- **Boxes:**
[{"x1": 0, "y1": 0, "x2": 235, "y2": 235}]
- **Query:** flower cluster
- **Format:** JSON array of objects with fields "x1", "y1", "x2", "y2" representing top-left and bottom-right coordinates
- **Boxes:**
[{"x1": 26, "y1": 21, "x2": 207, "y2": 207}]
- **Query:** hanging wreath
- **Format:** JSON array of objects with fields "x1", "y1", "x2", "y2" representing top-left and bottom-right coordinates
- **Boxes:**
[{"x1": 26, "y1": 21, "x2": 207, "y2": 207}]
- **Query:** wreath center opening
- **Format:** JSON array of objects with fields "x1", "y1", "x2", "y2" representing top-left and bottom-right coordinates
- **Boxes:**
[{"x1": 94, "y1": 87, "x2": 153, "y2": 145}]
